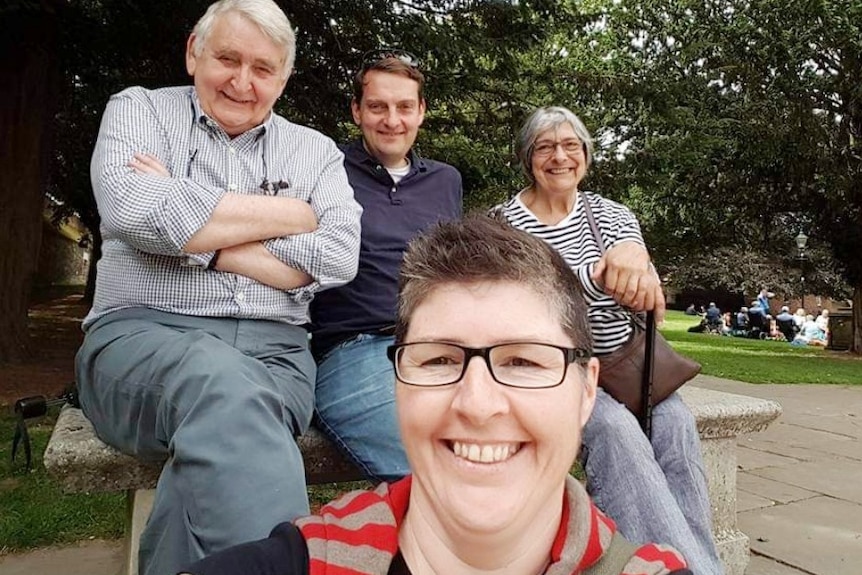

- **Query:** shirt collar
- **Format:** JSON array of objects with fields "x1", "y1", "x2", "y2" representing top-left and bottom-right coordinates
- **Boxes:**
[{"x1": 349, "y1": 138, "x2": 427, "y2": 173}]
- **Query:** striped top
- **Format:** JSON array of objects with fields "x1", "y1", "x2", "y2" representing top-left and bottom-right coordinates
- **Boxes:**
[
  {"x1": 500, "y1": 191, "x2": 645, "y2": 355},
  {"x1": 85, "y1": 86, "x2": 362, "y2": 327},
  {"x1": 295, "y1": 475, "x2": 689, "y2": 575}
]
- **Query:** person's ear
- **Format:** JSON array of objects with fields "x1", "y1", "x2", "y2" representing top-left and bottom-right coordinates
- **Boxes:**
[
  {"x1": 579, "y1": 357, "x2": 599, "y2": 424},
  {"x1": 185, "y1": 34, "x2": 198, "y2": 77},
  {"x1": 351, "y1": 98, "x2": 362, "y2": 126},
  {"x1": 417, "y1": 98, "x2": 426, "y2": 126}
]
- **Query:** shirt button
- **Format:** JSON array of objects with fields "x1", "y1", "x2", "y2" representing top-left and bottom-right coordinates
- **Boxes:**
[
  {"x1": 229, "y1": 147, "x2": 236, "y2": 155},
  {"x1": 391, "y1": 187, "x2": 397, "y2": 193},
  {"x1": 235, "y1": 292, "x2": 246, "y2": 302},
  {"x1": 228, "y1": 183, "x2": 238, "y2": 191}
]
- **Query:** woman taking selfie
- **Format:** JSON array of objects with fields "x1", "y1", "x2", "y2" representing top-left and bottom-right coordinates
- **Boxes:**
[{"x1": 182, "y1": 216, "x2": 691, "y2": 575}]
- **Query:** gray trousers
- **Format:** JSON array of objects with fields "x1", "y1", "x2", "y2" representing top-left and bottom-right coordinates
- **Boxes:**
[
  {"x1": 581, "y1": 389, "x2": 723, "y2": 575},
  {"x1": 75, "y1": 308, "x2": 315, "y2": 575}
]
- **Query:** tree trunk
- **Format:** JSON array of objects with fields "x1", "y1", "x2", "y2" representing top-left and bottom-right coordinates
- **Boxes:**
[
  {"x1": 852, "y1": 284, "x2": 861, "y2": 355},
  {"x1": 0, "y1": 3, "x2": 61, "y2": 363}
]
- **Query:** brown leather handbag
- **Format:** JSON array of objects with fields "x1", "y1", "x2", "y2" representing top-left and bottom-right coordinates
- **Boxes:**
[{"x1": 597, "y1": 314, "x2": 701, "y2": 421}]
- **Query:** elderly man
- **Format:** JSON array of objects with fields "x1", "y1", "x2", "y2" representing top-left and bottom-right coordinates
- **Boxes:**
[
  {"x1": 75, "y1": 1, "x2": 361, "y2": 573},
  {"x1": 309, "y1": 49, "x2": 462, "y2": 482}
]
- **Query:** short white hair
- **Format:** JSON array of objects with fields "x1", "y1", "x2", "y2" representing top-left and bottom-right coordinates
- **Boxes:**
[{"x1": 191, "y1": 0, "x2": 296, "y2": 78}]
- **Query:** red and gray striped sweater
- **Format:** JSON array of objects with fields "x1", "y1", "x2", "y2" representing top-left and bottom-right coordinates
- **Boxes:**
[{"x1": 295, "y1": 475, "x2": 691, "y2": 575}]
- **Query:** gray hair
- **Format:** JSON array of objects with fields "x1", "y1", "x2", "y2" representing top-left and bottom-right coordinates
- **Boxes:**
[
  {"x1": 515, "y1": 106, "x2": 594, "y2": 184},
  {"x1": 191, "y1": 0, "x2": 296, "y2": 78},
  {"x1": 396, "y1": 214, "x2": 593, "y2": 354}
]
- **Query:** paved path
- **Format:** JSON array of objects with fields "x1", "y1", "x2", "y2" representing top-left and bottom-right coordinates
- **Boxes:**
[
  {"x1": 0, "y1": 539, "x2": 123, "y2": 575},
  {"x1": 1, "y1": 378, "x2": 859, "y2": 575},
  {"x1": 694, "y1": 377, "x2": 862, "y2": 575}
]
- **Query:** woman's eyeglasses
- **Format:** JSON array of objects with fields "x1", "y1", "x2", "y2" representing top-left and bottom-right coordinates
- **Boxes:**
[
  {"x1": 387, "y1": 342, "x2": 591, "y2": 389},
  {"x1": 532, "y1": 139, "x2": 585, "y2": 158},
  {"x1": 361, "y1": 48, "x2": 421, "y2": 70}
]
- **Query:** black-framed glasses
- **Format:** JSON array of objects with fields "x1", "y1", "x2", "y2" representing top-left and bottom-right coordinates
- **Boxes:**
[
  {"x1": 361, "y1": 48, "x2": 421, "y2": 70},
  {"x1": 387, "y1": 342, "x2": 591, "y2": 389}
]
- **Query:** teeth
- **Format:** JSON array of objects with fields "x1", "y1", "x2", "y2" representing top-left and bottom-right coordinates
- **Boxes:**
[{"x1": 452, "y1": 441, "x2": 520, "y2": 463}]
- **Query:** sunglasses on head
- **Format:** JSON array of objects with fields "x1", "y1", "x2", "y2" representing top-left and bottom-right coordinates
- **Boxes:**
[{"x1": 361, "y1": 48, "x2": 421, "y2": 69}]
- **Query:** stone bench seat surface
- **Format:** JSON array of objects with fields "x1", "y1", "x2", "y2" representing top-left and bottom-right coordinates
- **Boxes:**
[
  {"x1": 43, "y1": 406, "x2": 362, "y2": 493},
  {"x1": 678, "y1": 386, "x2": 781, "y2": 439},
  {"x1": 44, "y1": 384, "x2": 781, "y2": 494}
]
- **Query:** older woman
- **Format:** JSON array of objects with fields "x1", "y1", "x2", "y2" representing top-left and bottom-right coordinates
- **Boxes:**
[
  {"x1": 497, "y1": 106, "x2": 722, "y2": 574},
  {"x1": 182, "y1": 215, "x2": 690, "y2": 575}
]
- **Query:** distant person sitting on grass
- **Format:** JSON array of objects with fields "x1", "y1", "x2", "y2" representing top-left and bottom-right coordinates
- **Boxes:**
[
  {"x1": 732, "y1": 306, "x2": 750, "y2": 337},
  {"x1": 747, "y1": 301, "x2": 768, "y2": 338},
  {"x1": 793, "y1": 307, "x2": 807, "y2": 329},
  {"x1": 792, "y1": 315, "x2": 827, "y2": 347},
  {"x1": 815, "y1": 309, "x2": 830, "y2": 339},
  {"x1": 775, "y1": 306, "x2": 798, "y2": 342},
  {"x1": 721, "y1": 311, "x2": 733, "y2": 335},
  {"x1": 704, "y1": 302, "x2": 722, "y2": 332}
]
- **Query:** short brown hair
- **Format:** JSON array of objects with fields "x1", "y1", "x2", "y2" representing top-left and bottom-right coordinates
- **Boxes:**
[
  {"x1": 396, "y1": 214, "x2": 593, "y2": 352},
  {"x1": 352, "y1": 57, "x2": 425, "y2": 104}
]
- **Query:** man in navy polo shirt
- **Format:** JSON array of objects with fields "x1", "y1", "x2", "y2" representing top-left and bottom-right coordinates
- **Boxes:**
[{"x1": 309, "y1": 50, "x2": 463, "y2": 481}]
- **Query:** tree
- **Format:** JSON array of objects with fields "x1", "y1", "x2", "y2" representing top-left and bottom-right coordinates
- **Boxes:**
[
  {"x1": 566, "y1": 0, "x2": 859, "y2": 351},
  {"x1": 0, "y1": 1, "x2": 62, "y2": 361}
]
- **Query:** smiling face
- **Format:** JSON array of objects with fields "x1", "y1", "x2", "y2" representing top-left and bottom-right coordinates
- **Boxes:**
[
  {"x1": 530, "y1": 122, "x2": 588, "y2": 197},
  {"x1": 186, "y1": 11, "x2": 288, "y2": 137},
  {"x1": 351, "y1": 70, "x2": 425, "y2": 168},
  {"x1": 397, "y1": 280, "x2": 598, "y2": 539}
]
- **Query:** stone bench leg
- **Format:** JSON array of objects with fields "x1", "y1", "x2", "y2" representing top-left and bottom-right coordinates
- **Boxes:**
[
  {"x1": 680, "y1": 385, "x2": 782, "y2": 575},
  {"x1": 123, "y1": 489, "x2": 154, "y2": 575},
  {"x1": 699, "y1": 434, "x2": 748, "y2": 575}
]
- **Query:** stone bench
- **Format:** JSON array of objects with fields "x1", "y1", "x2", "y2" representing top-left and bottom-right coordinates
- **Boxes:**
[
  {"x1": 43, "y1": 384, "x2": 781, "y2": 575},
  {"x1": 677, "y1": 385, "x2": 781, "y2": 575},
  {"x1": 44, "y1": 408, "x2": 365, "y2": 575}
]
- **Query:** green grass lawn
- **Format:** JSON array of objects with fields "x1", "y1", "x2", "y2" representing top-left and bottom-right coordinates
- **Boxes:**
[
  {"x1": 0, "y1": 411, "x2": 124, "y2": 554},
  {"x1": 1, "y1": 313, "x2": 858, "y2": 554},
  {"x1": 662, "y1": 310, "x2": 861, "y2": 385}
]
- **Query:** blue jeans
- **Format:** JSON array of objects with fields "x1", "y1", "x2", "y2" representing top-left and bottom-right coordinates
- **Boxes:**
[
  {"x1": 313, "y1": 334, "x2": 410, "y2": 482},
  {"x1": 581, "y1": 389, "x2": 723, "y2": 575},
  {"x1": 75, "y1": 308, "x2": 315, "y2": 575}
]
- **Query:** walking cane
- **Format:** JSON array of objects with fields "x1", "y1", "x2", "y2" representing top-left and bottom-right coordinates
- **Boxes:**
[{"x1": 639, "y1": 310, "x2": 656, "y2": 438}]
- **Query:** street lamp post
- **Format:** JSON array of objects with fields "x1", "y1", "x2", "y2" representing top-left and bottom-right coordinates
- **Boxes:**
[{"x1": 795, "y1": 232, "x2": 808, "y2": 312}]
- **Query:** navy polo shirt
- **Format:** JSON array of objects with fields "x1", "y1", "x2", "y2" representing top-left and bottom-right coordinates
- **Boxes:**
[{"x1": 309, "y1": 140, "x2": 463, "y2": 356}]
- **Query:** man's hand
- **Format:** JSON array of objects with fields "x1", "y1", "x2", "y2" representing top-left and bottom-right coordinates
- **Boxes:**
[
  {"x1": 216, "y1": 242, "x2": 313, "y2": 291},
  {"x1": 591, "y1": 241, "x2": 666, "y2": 323},
  {"x1": 128, "y1": 153, "x2": 171, "y2": 177}
]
